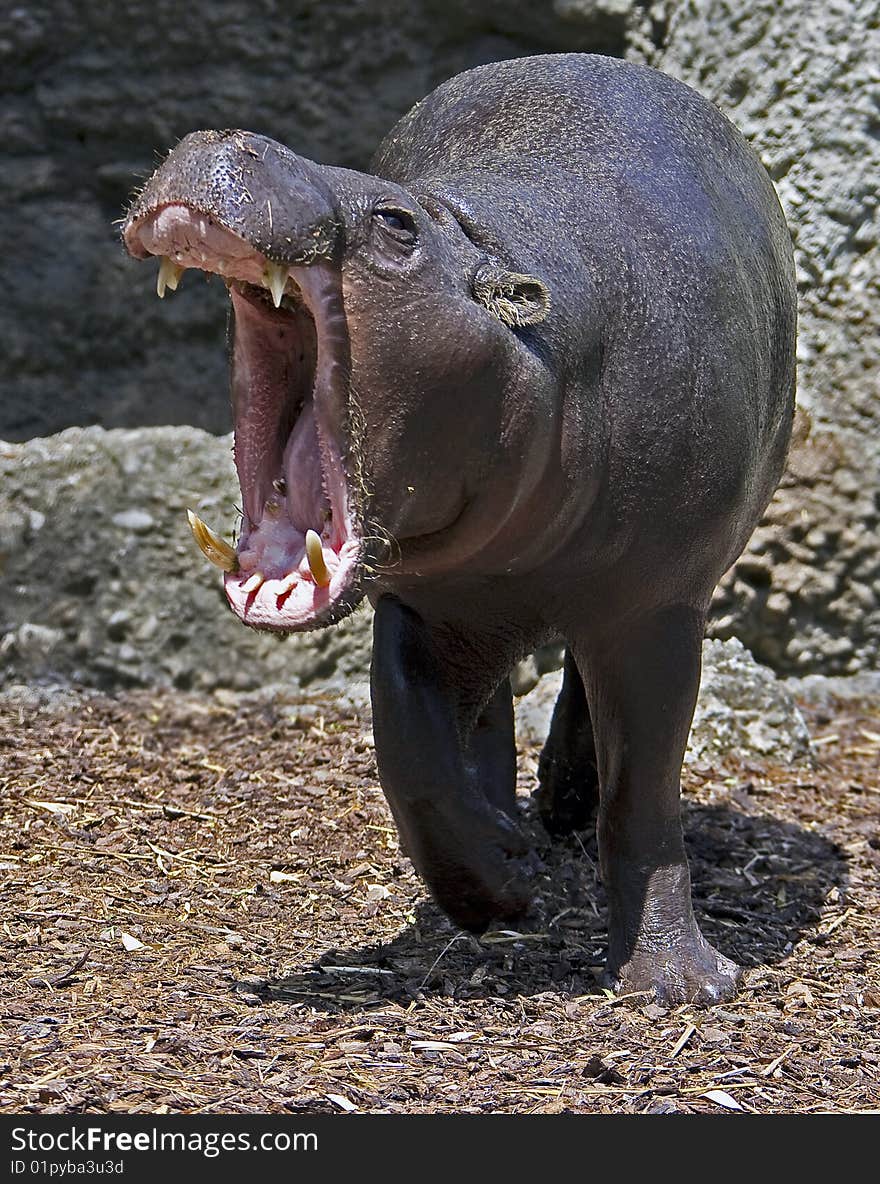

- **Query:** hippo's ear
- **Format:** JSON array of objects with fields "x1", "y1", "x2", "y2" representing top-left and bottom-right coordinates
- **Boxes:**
[{"x1": 472, "y1": 263, "x2": 551, "y2": 327}]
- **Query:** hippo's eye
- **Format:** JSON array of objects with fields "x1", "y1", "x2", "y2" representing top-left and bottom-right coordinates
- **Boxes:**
[
  {"x1": 372, "y1": 206, "x2": 418, "y2": 250},
  {"x1": 376, "y1": 210, "x2": 406, "y2": 231}
]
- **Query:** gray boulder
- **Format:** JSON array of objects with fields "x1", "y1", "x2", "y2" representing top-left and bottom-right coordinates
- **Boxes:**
[
  {"x1": 0, "y1": 427, "x2": 372, "y2": 693},
  {"x1": 690, "y1": 638, "x2": 813, "y2": 767},
  {"x1": 515, "y1": 638, "x2": 814, "y2": 767}
]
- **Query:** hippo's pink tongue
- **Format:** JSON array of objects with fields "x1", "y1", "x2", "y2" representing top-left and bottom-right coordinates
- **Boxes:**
[{"x1": 283, "y1": 403, "x2": 328, "y2": 533}]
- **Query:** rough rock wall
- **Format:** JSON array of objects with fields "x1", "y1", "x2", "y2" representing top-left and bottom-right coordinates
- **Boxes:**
[
  {"x1": 633, "y1": 1, "x2": 879, "y2": 673},
  {"x1": 2, "y1": 0, "x2": 876, "y2": 677},
  {"x1": 0, "y1": 0, "x2": 636, "y2": 442}
]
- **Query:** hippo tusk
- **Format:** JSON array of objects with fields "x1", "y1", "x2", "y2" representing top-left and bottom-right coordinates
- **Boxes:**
[
  {"x1": 305, "y1": 528, "x2": 331, "y2": 587},
  {"x1": 186, "y1": 509, "x2": 238, "y2": 572}
]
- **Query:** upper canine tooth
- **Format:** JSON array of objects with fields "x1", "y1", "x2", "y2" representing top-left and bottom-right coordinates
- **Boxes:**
[
  {"x1": 263, "y1": 261, "x2": 288, "y2": 308},
  {"x1": 305, "y1": 529, "x2": 331, "y2": 587},
  {"x1": 185, "y1": 509, "x2": 238, "y2": 572},
  {"x1": 157, "y1": 256, "x2": 184, "y2": 299}
]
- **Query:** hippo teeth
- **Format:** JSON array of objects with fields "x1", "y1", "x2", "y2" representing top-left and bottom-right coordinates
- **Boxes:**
[
  {"x1": 187, "y1": 507, "x2": 333, "y2": 589},
  {"x1": 124, "y1": 198, "x2": 362, "y2": 630},
  {"x1": 157, "y1": 256, "x2": 184, "y2": 298},
  {"x1": 263, "y1": 262, "x2": 288, "y2": 309},
  {"x1": 241, "y1": 571, "x2": 265, "y2": 594},
  {"x1": 305, "y1": 528, "x2": 331, "y2": 587},
  {"x1": 186, "y1": 509, "x2": 238, "y2": 572}
]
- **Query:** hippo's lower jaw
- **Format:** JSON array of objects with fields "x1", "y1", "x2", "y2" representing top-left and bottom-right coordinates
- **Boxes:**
[{"x1": 126, "y1": 204, "x2": 365, "y2": 632}]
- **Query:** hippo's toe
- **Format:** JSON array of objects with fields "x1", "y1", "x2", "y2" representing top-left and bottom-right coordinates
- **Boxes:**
[{"x1": 606, "y1": 936, "x2": 743, "y2": 1006}]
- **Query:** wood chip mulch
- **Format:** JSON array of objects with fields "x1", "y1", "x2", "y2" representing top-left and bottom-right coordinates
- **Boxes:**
[{"x1": 1, "y1": 684, "x2": 878, "y2": 1115}]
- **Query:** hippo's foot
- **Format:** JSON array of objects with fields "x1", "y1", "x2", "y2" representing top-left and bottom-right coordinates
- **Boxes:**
[
  {"x1": 407, "y1": 799, "x2": 532, "y2": 933},
  {"x1": 606, "y1": 932, "x2": 743, "y2": 1006},
  {"x1": 535, "y1": 749, "x2": 598, "y2": 836}
]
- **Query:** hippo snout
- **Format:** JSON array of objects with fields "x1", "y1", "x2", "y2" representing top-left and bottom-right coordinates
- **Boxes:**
[{"x1": 124, "y1": 130, "x2": 342, "y2": 266}]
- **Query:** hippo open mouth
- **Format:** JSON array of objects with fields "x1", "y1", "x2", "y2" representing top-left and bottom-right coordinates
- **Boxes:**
[{"x1": 124, "y1": 203, "x2": 363, "y2": 632}]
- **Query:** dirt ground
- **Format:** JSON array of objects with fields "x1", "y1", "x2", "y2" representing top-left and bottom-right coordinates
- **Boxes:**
[{"x1": 1, "y1": 683, "x2": 878, "y2": 1115}]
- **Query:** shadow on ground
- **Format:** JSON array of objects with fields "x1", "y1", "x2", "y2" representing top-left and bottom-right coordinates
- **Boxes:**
[{"x1": 254, "y1": 800, "x2": 846, "y2": 1012}]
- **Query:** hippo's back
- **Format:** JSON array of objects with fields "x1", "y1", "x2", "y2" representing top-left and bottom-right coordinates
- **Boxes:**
[{"x1": 377, "y1": 57, "x2": 752, "y2": 188}]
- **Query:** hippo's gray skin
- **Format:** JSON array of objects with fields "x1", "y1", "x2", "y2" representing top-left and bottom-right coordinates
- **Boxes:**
[{"x1": 123, "y1": 54, "x2": 796, "y2": 1004}]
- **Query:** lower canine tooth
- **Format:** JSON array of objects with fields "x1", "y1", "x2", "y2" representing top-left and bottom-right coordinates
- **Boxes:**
[
  {"x1": 305, "y1": 529, "x2": 331, "y2": 587},
  {"x1": 157, "y1": 256, "x2": 183, "y2": 298},
  {"x1": 185, "y1": 509, "x2": 238, "y2": 572},
  {"x1": 263, "y1": 261, "x2": 288, "y2": 308},
  {"x1": 275, "y1": 572, "x2": 298, "y2": 596},
  {"x1": 241, "y1": 571, "x2": 265, "y2": 594}
]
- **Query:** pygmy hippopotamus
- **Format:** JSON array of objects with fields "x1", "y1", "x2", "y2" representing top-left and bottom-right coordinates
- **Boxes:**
[{"x1": 122, "y1": 54, "x2": 796, "y2": 1004}]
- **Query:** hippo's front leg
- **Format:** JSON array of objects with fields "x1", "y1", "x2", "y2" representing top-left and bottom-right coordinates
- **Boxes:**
[
  {"x1": 575, "y1": 605, "x2": 742, "y2": 1005},
  {"x1": 370, "y1": 595, "x2": 530, "y2": 931}
]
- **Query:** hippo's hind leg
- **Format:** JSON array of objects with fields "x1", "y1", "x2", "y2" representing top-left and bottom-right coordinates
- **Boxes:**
[
  {"x1": 573, "y1": 606, "x2": 742, "y2": 1005},
  {"x1": 534, "y1": 647, "x2": 599, "y2": 834},
  {"x1": 465, "y1": 677, "x2": 518, "y2": 819},
  {"x1": 370, "y1": 594, "x2": 530, "y2": 932}
]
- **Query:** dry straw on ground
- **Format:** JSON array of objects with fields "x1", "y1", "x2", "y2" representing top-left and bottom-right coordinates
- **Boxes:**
[{"x1": 1, "y1": 686, "x2": 878, "y2": 1114}]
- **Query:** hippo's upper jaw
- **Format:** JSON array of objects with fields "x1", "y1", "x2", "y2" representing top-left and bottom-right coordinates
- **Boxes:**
[{"x1": 123, "y1": 199, "x2": 364, "y2": 633}]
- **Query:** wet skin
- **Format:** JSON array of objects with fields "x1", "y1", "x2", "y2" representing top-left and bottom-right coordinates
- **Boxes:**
[{"x1": 123, "y1": 54, "x2": 796, "y2": 1004}]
